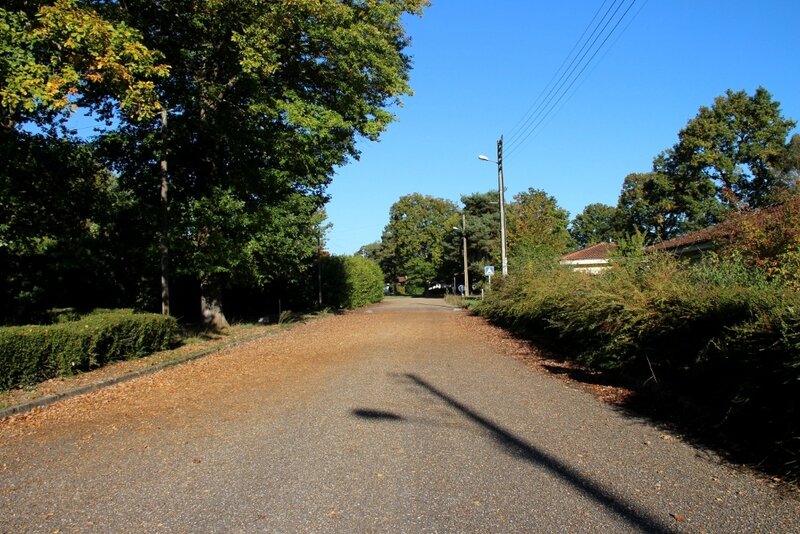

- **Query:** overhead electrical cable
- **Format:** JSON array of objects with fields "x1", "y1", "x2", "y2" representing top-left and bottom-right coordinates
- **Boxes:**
[
  {"x1": 505, "y1": 0, "x2": 612, "y2": 142},
  {"x1": 505, "y1": 0, "x2": 634, "y2": 154},
  {"x1": 511, "y1": 0, "x2": 651, "y2": 149},
  {"x1": 504, "y1": 0, "x2": 638, "y2": 158}
]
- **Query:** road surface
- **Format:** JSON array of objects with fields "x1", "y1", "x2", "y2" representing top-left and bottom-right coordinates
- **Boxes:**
[{"x1": 1, "y1": 297, "x2": 798, "y2": 532}]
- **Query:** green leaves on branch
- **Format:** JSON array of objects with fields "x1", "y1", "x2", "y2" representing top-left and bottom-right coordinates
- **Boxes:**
[
  {"x1": 656, "y1": 87, "x2": 796, "y2": 209},
  {"x1": 0, "y1": 0, "x2": 168, "y2": 126},
  {"x1": 609, "y1": 87, "x2": 797, "y2": 245},
  {"x1": 506, "y1": 188, "x2": 573, "y2": 267},
  {"x1": 378, "y1": 193, "x2": 459, "y2": 287},
  {"x1": 2, "y1": 0, "x2": 427, "y2": 320}
]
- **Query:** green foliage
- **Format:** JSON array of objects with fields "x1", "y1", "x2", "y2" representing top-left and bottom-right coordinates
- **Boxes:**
[
  {"x1": 378, "y1": 193, "x2": 458, "y2": 288},
  {"x1": 711, "y1": 193, "x2": 800, "y2": 285},
  {"x1": 479, "y1": 254, "x2": 800, "y2": 475},
  {"x1": 614, "y1": 88, "x2": 795, "y2": 244},
  {"x1": 321, "y1": 255, "x2": 384, "y2": 309},
  {"x1": 506, "y1": 188, "x2": 573, "y2": 267},
  {"x1": 614, "y1": 171, "x2": 720, "y2": 243},
  {"x1": 105, "y1": 0, "x2": 426, "y2": 315},
  {"x1": 2, "y1": 0, "x2": 427, "y2": 321},
  {"x1": 613, "y1": 229, "x2": 646, "y2": 259},
  {"x1": 656, "y1": 87, "x2": 796, "y2": 209},
  {"x1": 445, "y1": 191, "x2": 503, "y2": 287},
  {"x1": 0, "y1": 310, "x2": 179, "y2": 389},
  {"x1": 0, "y1": 0, "x2": 168, "y2": 127},
  {"x1": 277, "y1": 310, "x2": 297, "y2": 325},
  {"x1": 0, "y1": 128, "x2": 141, "y2": 323},
  {"x1": 570, "y1": 203, "x2": 618, "y2": 248}
]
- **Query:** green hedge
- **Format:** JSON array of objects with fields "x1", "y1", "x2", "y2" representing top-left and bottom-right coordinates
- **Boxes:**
[
  {"x1": 479, "y1": 254, "x2": 800, "y2": 477},
  {"x1": 0, "y1": 310, "x2": 179, "y2": 389},
  {"x1": 321, "y1": 255, "x2": 384, "y2": 309}
]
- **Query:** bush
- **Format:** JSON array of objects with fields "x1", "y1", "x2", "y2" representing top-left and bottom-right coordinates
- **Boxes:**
[
  {"x1": 0, "y1": 310, "x2": 180, "y2": 389},
  {"x1": 321, "y1": 255, "x2": 384, "y2": 309},
  {"x1": 478, "y1": 254, "x2": 800, "y2": 477}
]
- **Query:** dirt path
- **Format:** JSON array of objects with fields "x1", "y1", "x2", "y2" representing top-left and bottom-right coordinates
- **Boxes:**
[{"x1": 1, "y1": 297, "x2": 798, "y2": 532}]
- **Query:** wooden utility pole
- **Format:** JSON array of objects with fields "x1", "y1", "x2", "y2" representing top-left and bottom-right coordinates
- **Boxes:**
[{"x1": 497, "y1": 136, "x2": 508, "y2": 277}]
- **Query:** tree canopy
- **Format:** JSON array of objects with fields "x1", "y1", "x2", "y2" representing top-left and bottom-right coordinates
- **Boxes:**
[
  {"x1": 612, "y1": 87, "x2": 796, "y2": 244},
  {"x1": 655, "y1": 87, "x2": 795, "y2": 209},
  {"x1": 378, "y1": 193, "x2": 458, "y2": 291},
  {"x1": 1, "y1": 0, "x2": 428, "y2": 323},
  {"x1": 569, "y1": 203, "x2": 617, "y2": 248},
  {"x1": 506, "y1": 188, "x2": 573, "y2": 266}
]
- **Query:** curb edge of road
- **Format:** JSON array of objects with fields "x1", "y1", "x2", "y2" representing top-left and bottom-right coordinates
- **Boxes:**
[{"x1": 0, "y1": 327, "x2": 288, "y2": 421}]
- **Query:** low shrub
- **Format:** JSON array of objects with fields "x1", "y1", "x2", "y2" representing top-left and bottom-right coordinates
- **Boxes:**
[
  {"x1": 479, "y1": 253, "x2": 800, "y2": 477},
  {"x1": 0, "y1": 310, "x2": 180, "y2": 389}
]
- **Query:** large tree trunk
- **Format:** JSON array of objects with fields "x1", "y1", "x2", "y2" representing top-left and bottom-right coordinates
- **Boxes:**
[{"x1": 200, "y1": 281, "x2": 229, "y2": 330}]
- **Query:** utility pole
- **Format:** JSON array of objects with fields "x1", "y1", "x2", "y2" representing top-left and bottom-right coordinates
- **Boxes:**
[
  {"x1": 461, "y1": 212, "x2": 470, "y2": 297},
  {"x1": 497, "y1": 136, "x2": 508, "y2": 277},
  {"x1": 159, "y1": 107, "x2": 170, "y2": 316}
]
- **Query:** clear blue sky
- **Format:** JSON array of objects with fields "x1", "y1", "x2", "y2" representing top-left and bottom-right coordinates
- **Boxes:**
[{"x1": 324, "y1": 0, "x2": 800, "y2": 255}]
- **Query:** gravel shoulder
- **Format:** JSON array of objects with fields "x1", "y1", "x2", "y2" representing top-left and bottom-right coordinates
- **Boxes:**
[{"x1": 1, "y1": 297, "x2": 798, "y2": 532}]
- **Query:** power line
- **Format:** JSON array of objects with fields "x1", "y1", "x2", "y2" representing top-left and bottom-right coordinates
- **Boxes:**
[
  {"x1": 506, "y1": 0, "x2": 633, "y2": 154},
  {"x1": 505, "y1": 0, "x2": 650, "y2": 151},
  {"x1": 504, "y1": 0, "x2": 639, "y2": 158},
  {"x1": 505, "y1": 0, "x2": 612, "y2": 142}
]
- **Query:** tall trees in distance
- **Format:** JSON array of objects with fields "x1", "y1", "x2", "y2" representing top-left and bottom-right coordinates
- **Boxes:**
[
  {"x1": 655, "y1": 87, "x2": 796, "y2": 209},
  {"x1": 569, "y1": 203, "x2": 617, "y2": 248},
  {"x1": 377, "y1": 193, "x2": 458, "y2": 293},
  {"x1": 438, "y1": 192, "x2": 502, "y2": 288}
]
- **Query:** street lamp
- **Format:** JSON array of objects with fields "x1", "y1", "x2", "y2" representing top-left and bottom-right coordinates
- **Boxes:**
[
  {"x1": 452, "y1": 213, "x2": 469, "y2": 297},
  {"x1": 478, "y1": 136, "x2": 508, "y2": 277}
]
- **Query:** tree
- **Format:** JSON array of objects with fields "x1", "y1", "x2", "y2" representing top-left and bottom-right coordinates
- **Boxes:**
[
  {"x1": 440, "y1": 192, "x2": 502, "y2": 289},
  {"x1": 613, "y1": 171, "x2": 720, "y2": 243},
  {"x1": 379, "y1": 193, "x2": 458, "y2": 292},
  {"x1": 655, "y1": 87, "x2": 796, "y2": 210},
  {"x1": 774, "y1": 133, "x2": 800, "y2": 191},
  {"x1": 98, "y1": 0, "x2": 428, "y2": 324},
  {"x1": 0, "y1": 0, "x2": 168, "y2": 129},
  {"x1": 569, "y1": 203, "x2": 618, "y2": 248},
  {"x1": 0, "y1": 128, "x2": 135, "y2": 322},
  {"x1": 505, "y1": 188, "x2": 573, "y2": 267}
]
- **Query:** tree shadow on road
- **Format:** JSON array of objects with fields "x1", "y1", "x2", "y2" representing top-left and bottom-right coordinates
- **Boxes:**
[{"x1": 400, "y1": 373, "x2": 674, "y2": 534}]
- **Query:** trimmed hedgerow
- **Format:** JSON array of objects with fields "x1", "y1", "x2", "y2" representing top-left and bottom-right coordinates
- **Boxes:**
[
  {"x1": 321, "y1": 255, "x2": 384, "y2": 309},
  {"x1": 0, "y1": 310, "x2": 179, "y2": 389}
]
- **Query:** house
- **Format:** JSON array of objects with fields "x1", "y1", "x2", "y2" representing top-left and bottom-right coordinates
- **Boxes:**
[
  {"x1": 559, "y1": 242, "x2": 618, "y2": 274},
  {"x1": 561, "y1": 197, "x2": 799, "y2": 271},
  {"x1": 645, "y1": 197, "x2": 799, "y2": 260}
]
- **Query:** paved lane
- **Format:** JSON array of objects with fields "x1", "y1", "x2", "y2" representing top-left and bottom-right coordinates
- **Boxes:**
[{"x1": 1, "y1": 298, "x2": 798, "y2": 532}]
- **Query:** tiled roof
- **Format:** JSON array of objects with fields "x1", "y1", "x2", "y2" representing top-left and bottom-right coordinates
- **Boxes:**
[
  {"x1": 646, "y1": 228, "x2": 719, "y2": 252},
  {"x1": 646, "y1": 199, "x2": 796, "y2": 253},
  {"x1": 561, "y1": 242, "x2": 618, "y2": 261}
]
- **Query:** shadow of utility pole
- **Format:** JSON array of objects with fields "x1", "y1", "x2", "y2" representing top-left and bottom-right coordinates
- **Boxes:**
[{"x1": 403, "y1": 373, "x2": 673, "y2": 534}]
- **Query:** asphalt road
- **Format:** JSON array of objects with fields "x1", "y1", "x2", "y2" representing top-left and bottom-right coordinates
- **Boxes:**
[{"x1": 1, "y1": 297, "x2": 798, "y2": 532}]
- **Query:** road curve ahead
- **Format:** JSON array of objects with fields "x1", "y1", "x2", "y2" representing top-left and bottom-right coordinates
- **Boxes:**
[{"x1": 1, "y1": 297, "x2": 798, "y2": 532}]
